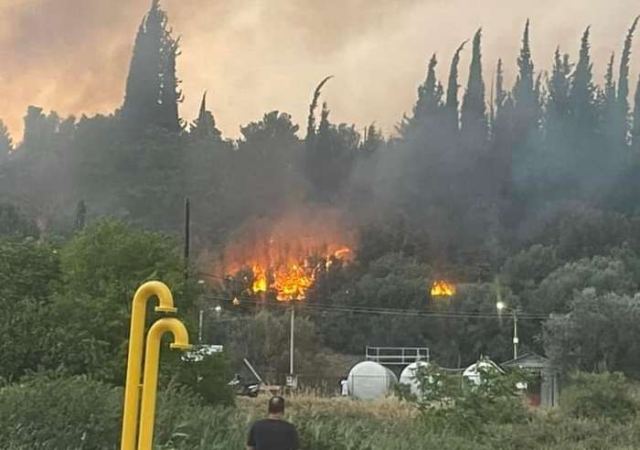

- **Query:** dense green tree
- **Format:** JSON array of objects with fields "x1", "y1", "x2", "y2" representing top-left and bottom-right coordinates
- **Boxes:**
[
  {"x1": 0, "y1": 239, "x2": 61, "y2": 380},
  {"x1": 190, "y1": 92, "x2": 221, "y2": 141},
  {"x1": 411, "y1": 54, "x2": 443, "y2": 127},
  {"x1": 305, "y1": 102, "x2": 357, "y2": 203},
  {"x1": 121, "y1": 0, "x2": 181, "y2": 132},
  {"x1": 445, "y1": 41, "x2": 466, "y2": 132},
  {"x1": 617, "y1": 16, "x2": 639, "y2": 146},
  {"x1": 633, "y1": 75, "x2": 640, "y2": 151},
  {"x1": 569, "y1": 27, "x2": 597, "y2": 138},
  {"x1": 237, "y1": 111, "x2": 302, "y2": 214},
  {"x1": 461, "y1": 29, "x2": 487, "y2": 142},
  {"x1": 0, "y1": 203, "x2": 39, "y2": 238},
  {"x1": 544, "y1": 290, "x2": 640, "y2": 375},
  {"x1": 0, "y1": 119, "x2": 12, "y2": 159},
  {"x1": 513, "y1": 20, "x2": 536, "y2": 116}
]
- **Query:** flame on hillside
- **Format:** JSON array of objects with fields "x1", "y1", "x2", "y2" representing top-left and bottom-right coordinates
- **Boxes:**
[
  {"x1": 430, "y1": 280, "x2": 456, "y2": 297},
  {"x1": 218, "y1": 208, "x2": 355, "y2": 301}
]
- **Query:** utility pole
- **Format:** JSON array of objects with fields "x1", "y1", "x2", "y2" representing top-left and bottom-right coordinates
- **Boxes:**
[
  {"x1": 198, "y1": 309, "x2": 204, "y2": 344},
  {"x1": 183, "y1": 198, "x2": 190, "y2": 281},
  {"x1": 512, "y1": 309, "x2": 519, "y2": 359},
  {"x1": 289, "y1": 304, "x2": 295, "y2": 376}
]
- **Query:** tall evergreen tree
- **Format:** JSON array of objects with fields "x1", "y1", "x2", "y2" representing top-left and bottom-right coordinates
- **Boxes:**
[
  {"x1": 617, "y1": 16, "x2": 639, "y2": 145},
  {"x1": 633, "y1": 75, "x2": 640, "y2": 151},
  {"x1": 461, "y1": 29, "x2": 487, "y2": 141},
  {"x1": 414, "y1": 54, "x2": 442, "y2": 120},
  {"x1": 513, "y1": 20, "x2": 535, "y2": 112},
  {"x1": 190, "y1": 92, "x2": 221, "y2": 140},
  {"x1": 121, "y1": 0, "x2": 181, "y2": 132},
  {"x1": 548, "y1": 48, "x2": 572, "y2": 120},
  {"x1": 603, "y1": 53, "x2": 618, "y2": 144},
  {"x1": 569, "y1": 27, "x2": 596, "y2": 130},
  {"x1": 495, "y1": 59, "x2": 507, "y2": 113},
  {"x1": 400, "y1": 54, "x2": 444, "y2": 136},
  {"x1": 605, "y1": 53, "x2": 617, "y2": 102},
  {"x1": 492, "y1": 59, "x2": 515, "y2": 199},
  {"x1": 0, "y1": 119, "x2": 12, "y2": 159},
  {"x1": 445, "y1": 41, "x2": 467, "y2": 132},
  {"x1": 74, "y1": 200, "x2": 87, "y2": 231}
]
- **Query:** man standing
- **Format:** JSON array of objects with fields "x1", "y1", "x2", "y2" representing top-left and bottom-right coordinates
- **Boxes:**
[{"x1": 247, "y1": 396, "x2": 299, "y2": 450}]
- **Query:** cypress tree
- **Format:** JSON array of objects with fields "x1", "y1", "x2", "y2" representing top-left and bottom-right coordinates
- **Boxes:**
[
  {"x1": 121, "y1": 0, "x2": 180, "y2": 132},
  {"x1": 445, "y1": 41, "x2": 467, "y2": 132},
  {"x1": 414, "y1": 54, "x2": 442, "y2": 120},
  {"x1": 633, "y1": 75, "x2": 640, "y2": 151},
  {"x1": 617, "y1": 16, "x2": 639, "y2": 144},
  {"x1": 191, "y1": 92, "x2": 221, "y2": 140},
  {"x1": 495, "y1": 59, "x2": 506, "y2": 112},
  {"x1": 513, "y1": 20, "x2": 535, "y2": 112},
  {"x1": 0, "y1": 119, "x2": 12, "y2": 158},
  {"x1": 74, "y1": 200, "x2": 87, "y2": 231},
  {"x1": 461, "y1": 29, "x2": 487, "y2": 141},
  {"x1": 305, "y1": 76, "x2": 333, "y2": 149},
  {"x1": 492, "y1": 58, "x2": 515, "y2": 198},
  {"x1": 548, "y1": 48, "x2": 572, "y2": 119},
  {"x1": 569, "y1": 27, "x2": 596, "y2": 130},
  {"x1": 605, "y1": 53, "x2": 617, "y2": 102}
]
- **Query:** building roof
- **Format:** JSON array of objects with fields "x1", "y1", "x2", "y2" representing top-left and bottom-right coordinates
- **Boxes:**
[{"x1": 501, "y1": 352, "x2": 553, "y2": 370}]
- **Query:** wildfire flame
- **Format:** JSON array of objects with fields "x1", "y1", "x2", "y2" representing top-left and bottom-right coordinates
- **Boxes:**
[
  {"x1": 218, "y1": 208, "x2": 355, "y2": 301},
  {"x1": 430, "y1": 280, "x2": 456, "y2": 297}
]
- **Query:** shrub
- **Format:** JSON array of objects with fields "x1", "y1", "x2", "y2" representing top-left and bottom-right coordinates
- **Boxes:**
[
  {"x1": 0, "y1": 375, "x2": 121, "y2": 449},
  {"x1": 402, "y1": 363, "x2": 531, "y2": 435},
  {"x1": 175, "y1": 351, "x2": 235, "y2": 407},
  {"x1": 561, "y1": 371, "x2": 637, "y2": 422}
]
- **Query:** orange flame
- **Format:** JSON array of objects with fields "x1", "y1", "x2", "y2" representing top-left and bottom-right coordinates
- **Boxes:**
[
  {"x1": 431, "y1": 280, "x2": 456, "y2": 297},
  {"x1": 217, "y1": 208, "x2": 355, "y2": 301}
]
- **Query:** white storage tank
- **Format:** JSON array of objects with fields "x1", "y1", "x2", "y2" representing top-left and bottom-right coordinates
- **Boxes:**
[
  {"x1": 399, "y1": 361, "x2": 430, "y2": 396},
  {"x1": 347, "y1": 361, "x2": 397, "y2": 400},
  {"x1": 463, "y1": 358, "x2": 502, "y2": 385}
]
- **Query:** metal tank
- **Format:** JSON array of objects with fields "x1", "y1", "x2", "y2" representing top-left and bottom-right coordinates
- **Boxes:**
[
  {"x1": 399, "y1": 361, "x2": 430, "y2": 396},
  {"x1": 347, "y1": 361, "x2": 398, "y2": 400}
]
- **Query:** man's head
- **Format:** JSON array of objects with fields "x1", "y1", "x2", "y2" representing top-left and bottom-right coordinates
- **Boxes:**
[{"x1": 268, "y1": 396, "x2": 285, "y2": 416}]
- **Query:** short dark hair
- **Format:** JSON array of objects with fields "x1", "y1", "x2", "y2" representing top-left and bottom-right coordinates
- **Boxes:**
[{"x1": 268, "y1": 396, "x2": 285, "y2": 414}]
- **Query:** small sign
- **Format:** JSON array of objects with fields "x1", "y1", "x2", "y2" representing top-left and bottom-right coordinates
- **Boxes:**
[{"x1": 285, "y1": 375, "x2": 298, "y2": 389}]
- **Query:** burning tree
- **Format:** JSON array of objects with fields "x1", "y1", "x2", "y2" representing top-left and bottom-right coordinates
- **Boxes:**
[{"x1": 215, "y1": 207, "x2": 355, "y2": 301}]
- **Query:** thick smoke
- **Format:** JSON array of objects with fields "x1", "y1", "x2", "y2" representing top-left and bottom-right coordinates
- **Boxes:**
[{"x1": 1, "y1": 0, "x2": 639, "y2": 140}]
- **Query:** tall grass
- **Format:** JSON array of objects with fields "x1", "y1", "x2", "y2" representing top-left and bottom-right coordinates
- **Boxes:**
[{"x1": 3, "y1": 376, "x2": 640, "y2": 449}]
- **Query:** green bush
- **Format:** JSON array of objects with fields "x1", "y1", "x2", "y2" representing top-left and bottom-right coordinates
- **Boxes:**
[
  {"x1": 402, "y1": 363, "x2": 531, "y2": 435},
  {"x1": 175, "y1": 352, "x2": 235, "y2": 407},
  {"x1": 0, "y1": 375, "x2": 121, "y2": 449},
  {"x1": 561, "y1": 371, "x2": 637, "y2": 422}
]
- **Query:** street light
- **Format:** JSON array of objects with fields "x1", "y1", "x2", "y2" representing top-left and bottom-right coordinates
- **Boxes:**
[{"x1": 495, "y1": 301, "x2": 518, "y2": 360}]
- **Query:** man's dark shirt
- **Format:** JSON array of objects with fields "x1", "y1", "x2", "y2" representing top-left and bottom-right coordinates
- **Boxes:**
[{"x1": 247, "y1": 418, "x2": 299, "y2": 450}]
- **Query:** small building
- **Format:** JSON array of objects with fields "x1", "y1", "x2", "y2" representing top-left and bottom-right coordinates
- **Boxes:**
[{"x1": 502, "y1": 352, "x2": 559, "y2": 408}]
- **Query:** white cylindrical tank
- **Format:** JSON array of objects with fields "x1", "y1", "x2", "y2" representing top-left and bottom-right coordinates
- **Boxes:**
[
  {"x1": 399, "y1": 361, "x2": 430, "y2": 395},
  {"x1": 463, "y1": 359, "x2": 500, "y2": 385},
  {"x1": 347, "y1": 361, "x2": 397, "y2": 400}
]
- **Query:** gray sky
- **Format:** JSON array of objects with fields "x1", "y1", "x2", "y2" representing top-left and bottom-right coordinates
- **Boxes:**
[{"x1": 1, "y1": 0, "x2": 639, "y2": 140}]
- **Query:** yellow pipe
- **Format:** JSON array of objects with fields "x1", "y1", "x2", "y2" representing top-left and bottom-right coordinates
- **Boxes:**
[
  {"x1": 138, "y1": 317, "x2": 191, "y2": 450},
  {"x1": 121, "y1": 282, "x2": 177, "y2": 450}
]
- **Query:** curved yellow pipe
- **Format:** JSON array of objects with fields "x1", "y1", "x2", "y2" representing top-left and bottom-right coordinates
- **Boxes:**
[
  {"x1": 121, "y1": 281, "x2": 177, "y2": 450},
  {"x1": 137, "y1": 317, "x2": 191, "y2": 450}
]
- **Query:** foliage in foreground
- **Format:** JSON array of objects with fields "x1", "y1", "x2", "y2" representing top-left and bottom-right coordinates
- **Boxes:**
[
  {"x1": 4, "y1": 375, "x2": 640, "y2": 449},
  {"x1": 560, "y1": 371, "x2": 638, "y2": 422},
  {"x1": 399, "y1": 362, "x2": 531, "y2": 435}
]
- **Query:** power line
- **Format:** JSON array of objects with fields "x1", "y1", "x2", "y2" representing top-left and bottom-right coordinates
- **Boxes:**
[{"x1": 199, "y1": 293, "x2": 549, "y2": 321}]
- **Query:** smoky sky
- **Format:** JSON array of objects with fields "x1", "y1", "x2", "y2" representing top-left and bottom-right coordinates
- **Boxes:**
[{"x1": 1, "y1": 0, "x2": 639, "y2": 140}]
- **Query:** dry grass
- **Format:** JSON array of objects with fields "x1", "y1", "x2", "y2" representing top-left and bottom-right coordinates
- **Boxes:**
[{"x1": 237, "y1": 392, "x2": 417, "y2": 422}]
